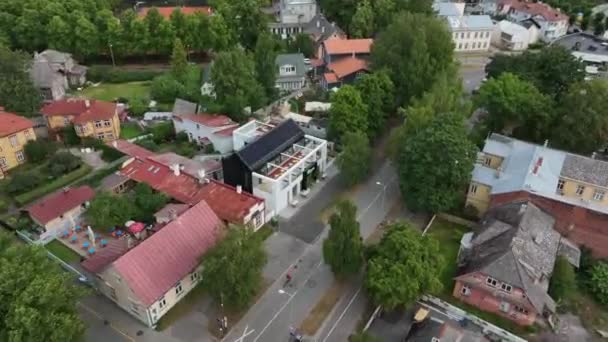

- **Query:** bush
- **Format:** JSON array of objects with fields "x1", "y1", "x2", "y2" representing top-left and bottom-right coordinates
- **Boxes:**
[
  {"x1": 87, "y1": 66, "x2": 163, "y2": 83},
  {"x1": 129, "y1": 96, "x2": 150, "y2": 117},
  {"x1": 175, "y1": 131, "x2": 189, "y2": 143},
  {"x1": 590, "y1": 261, "x2": 608, "y2": 305},
  {"x1": 46, "y1": 152, "x2": 81, "y2": 177},
  {"x1": 62, "y1": 125, "x2": 81, "y2": 146},
  {"x1": 24, "y1": 140, "x2": 56, "y2": 164},
  {"x1": 99, "y1": 145, "x2": 125, "y2": 162},
  {"x1": 7, "y1": 172, "x2": 43, "y2": 194},
  {"x1": 151, "y1": 122, "x2": 175, "y2": 144},
  {"x1": 81, "y1": 137, "x2": 103, "y2": 149},
  {"x1": 151, "y1": 74, "x2": 186, "y2": 103},
  {"x1": 174, "y1": 143, "x2": 197, "y2": 158},
  {"x1": 135, "y1": 139, "x2": 160, "y2": 151},
  {"x1": 549, "y1": 256, "x2": 577, "y2": 302}
]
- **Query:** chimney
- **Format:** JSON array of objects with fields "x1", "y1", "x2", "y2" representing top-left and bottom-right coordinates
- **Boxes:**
[
  {"x1": 112, "y1": 140, "x2": 118, "y2": 148},
  {"x1": 236, "y1": 185, "x2": 242, "y2": 194},
  {"x1": 172, "y1": 164, "x2": 180, "y2": 176},
  {"x1": 316, "y1": 19, "x2": 320, "y2": 28},
  {"x1": 197, "y1": 169, "x2": 206, "y2": 180},
  {"x1": 543, "y1": 139, "x2": 548, "y2": 147},
  {"x1": 592, "y1": 152, "x2": 597, "y2": 159},
  {"x1": 63, "y1": 187, "x2": 69, "y2": 193},
  {"x1": 85, "y1": 99, "x2": 90, "y2": 108}
]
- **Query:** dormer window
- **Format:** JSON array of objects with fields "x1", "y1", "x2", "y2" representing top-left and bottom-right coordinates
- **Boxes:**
[
  {"x1": 486, "y1": 276, "x2": 498, "y2": 287},
  {"x1": 501, "y1": 283, "x2": 512, "y2": 292},
  {"x1": 280, "y1": 64, "x2": 296, "y2": 75}
]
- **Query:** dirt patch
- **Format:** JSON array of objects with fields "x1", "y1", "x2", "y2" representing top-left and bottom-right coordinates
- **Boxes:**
[{"x1": 299, "y1": 280, "x2": 345, "y2": 335}]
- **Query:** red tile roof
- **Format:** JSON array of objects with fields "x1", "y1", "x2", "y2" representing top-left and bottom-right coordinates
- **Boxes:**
[
  {"x1": 81, "y1": 237, "x2": 130, "y2": 274},
  {"x1": 107, "y1": 140, "x2": 156, "y2": 159},
  {"x1": 501, "y1": 0, "x2": 568, "y2": 21},
  {"x1": 26, "y1": 186, "x2": 95, "y2": 225},
  {"x1": 41, "y1": 99, "x2": 119, "y2": 123},
  {"x1": 214, "y1": 125, "x2": 240, "y2": 137},
  {"x1": 324, "y1": 39, "x2": 373, "y2": 55},
  {"x1": 138, "y1": 6, "x2": 213, "y2": 19},
  {"x1": 175, "y1": 113, "x2": 235, "y2": 128},
  {"x1": 323, "y1": 72, "x2": 339, "y2": 84},
  {"x1": 193, "y1": 180, "x2": 264, "y2": 225},
  {"x1": 0, "y1": 110, "x2": 34, "y2": 138},
  {"x1": 112, "y1": 200, "x2": 222, "y2": 306},
  {"x1": 327, "y1": 57, "x2": 369, "y2": 78}
]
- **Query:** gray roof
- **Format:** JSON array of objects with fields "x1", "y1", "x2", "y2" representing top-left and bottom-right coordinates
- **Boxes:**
[
  {"x1": 520, "y1": 18, "x2": 541, "y2": 29},
  {"x1": 433, "y1": 2, "x2": 463, "y2": 17},
  {"x1": 561, "y1": 154, "x2": 608, "y2": 187},
  {"x1": 275, "y1": 53, "x2": 307, "y2": 79},
  {"x1": 30, "y1": 56, "x2": 63, "y2": 88},
  {"x1": 100, "y1": 172, "x2": 129, "y2": 191},
  {"x1": 303, "y1": 13, "x2": 344, "y2": 42},
  {"x1": 447, "y1": 15, "x2": 494, "y2": 30},
  {"x1": 172, "y1": 98, "x2": 198, "y2": 115},
  {"x1": 40, "y1": 49, "x2": 72, "y2": 64}
]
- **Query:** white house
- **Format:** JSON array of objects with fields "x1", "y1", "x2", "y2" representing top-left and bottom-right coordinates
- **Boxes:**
[
  {"x1": 269, "y1": 0, "x2": 318, "y2": 39},
  {"x1": 493, "y1": 20, "x2": 534, "y2": 50},
  {"x1": 172, "y1": 114, "x2": 239, "y2": 154},
  {"x1": 498, "y1": 0, "x2": 568, "y2": 42},
  {"x1": 435, "y1": 1, "x2": 494, "y2": 52}
]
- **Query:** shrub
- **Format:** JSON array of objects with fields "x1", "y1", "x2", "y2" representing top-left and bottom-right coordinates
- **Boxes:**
[
  {"x1": 549, "y1": 256, "x2": 577, "y2": 302},
  {"x1": 151, "y1": 122, "x2": 175, "y2": 144},
  {"x1": 174, "y1": 143, "x2": 197, "y2": 158},
  {"x1": 99, "y1": 145, "x2": 125, "y2": 162},
  {"x1": 175, "y1": 131, "x2": 189, "y2": 143},
  {"x1": 24, "y1": 140, "x2": 56, "y2": 164},
  {"x1": 590, "y1": 261, "x2": 608, "y2": 305},
  {"x1": 47, "y1": 152, "x2": 81, "y2": 177},
  {"x1": 87, "y1": 66, "x2": 163, "y2": 83},
  {"x1": 136, "y1": 139, "x2": 160, "y2": 151},
  {"x1": 129, "y1": 96, "x2": 150, "y2": 117},
  {"x1": 81, "y1": 137, "x2": 103, "y2": 149},
  {"x1": 151, "y1": 74, "x2": 185, "y2": 103},
  {"x1": 7, "y1": 172, "x2": 43, "y2": 194}
]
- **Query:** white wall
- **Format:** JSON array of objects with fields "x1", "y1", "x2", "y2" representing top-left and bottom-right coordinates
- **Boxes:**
[
  {"x1": 508, "y1": 11, "x2": 568, "y2": 42},
  {"x1": 173, "y1": 118, "x2": 234, "y2": 154},
  {"x1": 453, "y1": 29, "x2": 492, "y2": 51}
]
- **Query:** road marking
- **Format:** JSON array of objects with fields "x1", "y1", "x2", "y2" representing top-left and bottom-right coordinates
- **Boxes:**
[
  {"x1": 322, "y1": 286, "x2": 362, "y2": 342},
  {"x1": 233, "y1": 325, "x2": 255, "y2": 342},
  {"x1": 78, "y1": 303, "x2": 135, "y2": 342}
]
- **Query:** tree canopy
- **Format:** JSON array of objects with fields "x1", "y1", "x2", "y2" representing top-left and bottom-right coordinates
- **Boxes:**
[
  {"x1": 323, "y1": 200, "x2": 364, "y2": 277},
  {"x1": 0, "y1": 231, "x2": 86, "y2": 342},
  {"x1": 0, "y1": 47, "x2": 42, "y2": 117},
  {"x1": 328, "y1": 85, "x2": 368, "y2": 142},
  {"x1": 254, "y1": 33, "x2": 279, "y2": 99},
  {"x1": 213, "y1": 0, "x2": 268, "y2": 50},
  {"x1": 355, "y1": 71, "x2": 395, "y2": 139},
  {"x1": 590, "y1": 261, "x2": 608, "y2": 305},
  {"x1": 549, "y1": 256, "x2": 577, "y2": 302},
  {"x1": 364, "y1": 222, "x2": 443, "y2": 309},
  {"x1": 200, "y1": 227, "x2": 267, "y2": 309},
  {"x1": 86, "y1": 192, "x2": 137, "y2": 229},
  {"x1": 337, "y1": 131, "x2": 371, "y2": 186}
]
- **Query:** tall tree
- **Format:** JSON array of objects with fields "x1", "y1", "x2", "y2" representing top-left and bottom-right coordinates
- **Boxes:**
[
  {"x1": 132, "y1": 183, "x2": 168, "y2": 223},
  {"x1": 395, "y1": 0, "x2": 433, "y2": 13},
  {"x1": 372, "y1": 0, "x2": 396, "y2": 33},
  {"x1": 254, "y1": 33, "x2": 278, "y2": 99},
  {"x1": 0, "y1": 231, "x2": 86, "y2": 342},
  {"x1": 355, "y1": 71, "x2": 395, "y2": 138},
  {"x1": 0, "y1": 47, "x2": 41, "y2": 117},
  {"x1": 86, "y1": 192, "x2": 137, "y2": 229},
  {"x1": 170, "y1": 8, "x2": 188, "y2": 42},
  {"x1": 351, "y1": 0, "x2": 375, "y2": 38},
  {"x1": 209, "y1": 14, "x2": 235, "y2": 52},
  {"x1": 551, "y1": 79, "x2": 608, "y2": 154},
  {"x1": 337, "y1": 131, "x2": 371, "y2": 186},
  {"x1": 319, "y1": 0, "x2": 359, "y2": 33},
  {"x1": 371, "y1": 12, "x2": 454, "y2": 106},
  {"x1": 397, "y1": 112, "x2": 477, "y2": 213},
  {"x1": 72, "y1": 14, "x2": 98, "y2": 59},
  {"x1": 323, "y1": 200, "x2": 364, "y2": 277},
  {"x1": 365, "y1": 222, "x2": 444, "y2": 309},
  {"x1": 594, "y1": 12, "x2": 606, "y2": 36},
  {"x1": 47, "y1": 16, "x2": 71, "y2": 52},
  {"x1": 200, "y1": 227, "x2": 267, "y2": 309},
  {"x1": 214, "y1": 0, "x2": 268, "y2": 50},
  {"x1": 170, "y1": 38, "x2": 188, "y2": 81},
  {"x1": 328, "y1": 85, "x2": 368, "y2": 142},
  {"x1": 288, "y1": 33, "x2": 314, "y2": 58},
  {"x1": 190, "y1": 12, "x2": 212, "y2": 54},
  {"x1": 156, "y1": 20, "x2": 176, "y2": 56}
]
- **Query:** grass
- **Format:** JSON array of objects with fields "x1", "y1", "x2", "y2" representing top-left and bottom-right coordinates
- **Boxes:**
[
  {"x1": 254, "y1": 224, "x2": 274, "y2": 241},
  {"x1": 14, "y1": 165, "x2": 92, "y2": 206},
  {"x1": 45, "y1": 240, "x2": 81, "y2": 264},
  {"x1": 120, "y1": 122, "x2": 144, "y2": 139},
  {"x1": 299, "y1": 280, "x2": 345, "y2": 335},
  {"x1": 74, "y1": 164, "x2": 121, "y2": 188},
  {"x1": 156, "y1": 285, "x2": 207, "y2": 331},
  {"x1": 77, "y1": 81, "x2": 151, "y2": 102}
]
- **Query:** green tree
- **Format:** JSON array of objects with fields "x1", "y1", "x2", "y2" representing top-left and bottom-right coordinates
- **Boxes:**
[
  {"x1": 395, "y1": 0, "x2": 433, "y2": 13},
  {"x1": 128, "y1": 17, "x2": 149, "y2": 55},
  {"x1": 355, "y1": 71, "x2": 395, "y2": 138},
  {"x1": 190, "y1": 12, "x2": 213, "y2": 54},
  {"x1": 590, "y1": 261, "x2": 608, "y2": 305},
  {"x1": 328, "y1": 85, "x2": 368, "y2": 142},
  {"x1": 200, "y1": 227, "x2": 267, "y2": 309},
  {"x1": 86, "y1": 192, "x2": 137, "y2": 229},
  {"x1": 151, "y1": 74, "x2": 186, "y2": 103},
  {"x1": 319, "y1": 0, "x2": 359, "y2": 33},
  {"x1": 170, "y1": 8, "x2": 188, "y2": 42},
  {"x1": 551, "y1": 79, "x2": 608, "y2": 154},
  {"x1": 337, "y1": 131, "x2": 371, "y2": 186},
  {"x1": 365, "y1": 222, "x2": 444, "y2": 309},
  {"x1": 156, "y1": 20, "x2": 176, "y2": 56},
  {"x1": 0, "y1": 47, "x2": 41, "y2": 117},
  {"x1": 150, "y1": 121, "x2": 175, "y2": 143},
  {"x1": 128, "y1": 96, "x2": 149, "y2": 117},
  {"x1": 132, "y1": 183, "x2": 168, "y2": 222},
  {"x1": 323, "y1": 200, "x2": 364, "y2": 277},
  {"x1": 254, "y1": 33, "x2": 278, "y2": 98},
  {"x1": 288, "y1": 33, "x2": 314, "y2": 58},
  {"x1": 62, "y1": 125, "x2": 81, "y2": 146},
  {"x1": 215, "y1": 0, "x2": 268, "y2": 50},
  {"x1": 170, "y1": 38, "x2": 188, "y2": 81},
  {"x1": 47, "y1": 16, "x2": 71, "y2": 52},
  {"x1": 209, "y1": 13, "x2": 235, "y2": 52},
  {"x1": 371, "y1": 12, "x2": 454, "y2": 106},
  {"x1": 397, "y1": 112, "x2": 477, "y2": 213},
  {"x1": 351, "y1": 0, "x2": 375, "y2": 38},
  {"x1": 549, "y1": 256, "x2": 577, "y2": 302},
  {"x1": 24, "y1": 140, "x2": 56, "y2": 164},
  {"x1": 72, "y1": 14, "x2": 98, "y2": 59},
  {"x1": 475, "y1": 73, "x2": 553, "y2": 142},
  {"x1": 594, "y1": 12, "x2": 606, "y2": 35}
]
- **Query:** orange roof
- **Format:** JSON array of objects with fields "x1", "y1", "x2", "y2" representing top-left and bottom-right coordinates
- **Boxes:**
[
  {"x1": 138, "y1": 6, "x2": 213, "y2": 19},
  {"x1": 327, "y1": 57, "x2": 369, "y2": 78},
  {"x1": 323, "y1": 73, "x2": 339, "y2": 84},
  {"x1": 501, "y1": 0, "x2": 568, "y2": 22},
  {"x1": 324, "y1": 39, "x2": 373, "y2": 55},
  {"x1": 0, "y1": 110, "x2": 33, "y2": 137},
  {"x1": 41, "y1": 99, "x2": 119, "y2": 124}
]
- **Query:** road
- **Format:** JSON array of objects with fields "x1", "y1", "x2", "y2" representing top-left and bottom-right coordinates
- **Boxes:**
[
  {"x1": 461, "y1": 67, "x2": 486, "y2": 94},
  {"x1": 223, "y1": 161, "x2": 400, "y2": 342}
]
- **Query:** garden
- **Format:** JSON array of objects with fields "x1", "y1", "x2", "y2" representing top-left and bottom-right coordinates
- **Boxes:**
[{"x1": 135, "y1": 122, "x2": 200, "y2": 158}]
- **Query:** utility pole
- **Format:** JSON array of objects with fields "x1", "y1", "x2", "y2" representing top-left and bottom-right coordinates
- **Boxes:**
[{"x1": 109, "y1": 43, "x2": 116, "y2": 68}]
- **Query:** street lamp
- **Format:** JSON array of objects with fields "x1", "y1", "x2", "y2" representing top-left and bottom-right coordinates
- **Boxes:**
[{"x1": 108, "y1": 43, "x2": 116, "y2": 68}]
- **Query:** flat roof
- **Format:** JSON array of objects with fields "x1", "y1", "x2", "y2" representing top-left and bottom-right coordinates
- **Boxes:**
[{"x1": 552, "y1": 33, "x2": 608, "y2": 60}]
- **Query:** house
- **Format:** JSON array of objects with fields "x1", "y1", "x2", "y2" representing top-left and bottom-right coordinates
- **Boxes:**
[
  {"x1": 320, "y1": 39, "x2": 373, "y2": 65},
  {"x1": 200, "y1": 63, "x2": 215, "y2": 98},
  {"x1": 137, "y1": 6, "x2": 213, "y2": 19},
  {"x1": 82, "y1": 200, "x2": 222, "y2": 327},
  {"x1": 466, "y1": 133, "x2": 608, "y2": 257},
  {"x1": 268, "y1": 0, "x2": 317, "y2": 39},
  {"x1": 172, "y1": 113, "x2": 238, "y2": 154},
  {"x1": 455, "y1": 201, "x2": 580, "y2": 326},
  {"x1": 41, "y1": 99, "x2": 122, "y2": 142},
  {"x1": 435, "y1": 3, "x2": 494, "y2": 52},
  {"x1": 25, "y1": 186, "x2": 95, "y2": 243},
  {"x1": 224, "y1": 119, "x2": 328, "y2": 216},
  {"x1": 154, "y1": 203, "x2": 189, "y2": 224},
  {"x1": 493, "y1": 20, "x2": 536, "y2": 50},
  {"x1": 321, "y1": 57, "x2": 369, "y2": 90},
  {"x1": 467, "y1": 0, "x2": 499, "y2": 15},
  {"x1": 552, "y1": 32, "x2": 608, "y2": 66},
  {"x1": 303, "y1": 13, "x2": 346, "y2": 57},
  {"x1": 30, "y1": 50, "x2": 87, "y2": 101},
  {"x1": 275, "y1": 53, "x2": 307, "y2": 92},
  {"x1": 0, "y1": 109, "x2": 36, "y2": 178},
  {"x1": 498, "y1": 0, "x2": 568, "y2": 42}
]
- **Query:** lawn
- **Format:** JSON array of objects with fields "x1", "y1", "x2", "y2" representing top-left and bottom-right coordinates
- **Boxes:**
[
  {"x1": 120, "y1": 122, "x2": 144, "y2": 139},
  {"x1": 77, "y1": 81, "x2": 151, "y2": 102},
  {"x1": 46, "y1": 240, "x2": 81, "y2": 264}
]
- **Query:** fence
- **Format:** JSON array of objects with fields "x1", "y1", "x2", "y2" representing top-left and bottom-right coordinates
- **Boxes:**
[{"x1": 437, "y1": 212, "x2": 478, "y2": 228}]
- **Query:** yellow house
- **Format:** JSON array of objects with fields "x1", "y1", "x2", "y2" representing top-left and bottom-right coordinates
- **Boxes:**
[
  {"x1": 0, "y1": 108, "x2": 36, "y2": 178},
  {"x1": 41, "y1": 98, "x2": 122, "y2": 142}
]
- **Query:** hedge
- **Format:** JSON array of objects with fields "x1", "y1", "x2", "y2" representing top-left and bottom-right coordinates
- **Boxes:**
[
  {"x1": 87, "y1": 66, "x2": 164, "y2": 83},
  {"x1": 15, "y1": 165, "x2": 92, "y2": 206}
]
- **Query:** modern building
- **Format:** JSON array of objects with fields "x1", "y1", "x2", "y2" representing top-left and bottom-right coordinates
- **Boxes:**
[
  {"x1": 81, "y1": 200, "x2": 222, "y2": 327},
  {"x1": 223, "y1": 119, "x2": 327, "y2": 216},
  {"x1": 435, "y1": 2, "x2": 493, "y2": 52},
  {"x1": 498, "y1": 0, "x2": 568, "y2": 42},
  {"x1": 320, "y1": 38, "x2": 373, "y2": 65},
  {"x1": 137, "y1": 6, "x2": 213, "y2": 19},
  {"x1": 466, "y1": 133, "x2": 608, "y2": 257},
  {"x1": 0, "y1": 109, "x2": 36, "y2": 178},
  {"x1": 30, "y1": 49, "x2": 87, "y2": 101},
  {"x1": 455, "y1": 201, "x2": 580, "y2": 326},
  {"x1": 269, "y1": 0, "x2": 317, "y2": 38},
  {"x1": 493, "y1": 20, "x2": 538, "y2": 50},
  {"x1": 321, "y1": 57, "x2": 369, "y2": 90},
  {"x1": 41, "y1": 99, "x2": 122, "y2": 142},
  {"x1": 275, "y1": 53, "x2": 307, "y2": 92},
  {"x1": 173, "y1": 113, "x2": 238, "y2": 154},
  {"x1": 552, "y1": 32, "x2": 608, "y2": 65},
  {"x1": 25, "y1": 186, "x2": 95, "y2": 243}
]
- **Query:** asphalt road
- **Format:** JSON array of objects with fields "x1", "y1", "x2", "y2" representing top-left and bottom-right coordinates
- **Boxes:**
[{"x1": 460, "y1": 67, "x2": 487, "y2": 94}]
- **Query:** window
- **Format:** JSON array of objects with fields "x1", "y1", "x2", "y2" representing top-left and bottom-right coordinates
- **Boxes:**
[
  {"x1": 593, "y1": 189, "x2": 605, "y2": 201},
  {"x1": 103, "y1": 120, "x2": 111, "y2": 127},
  {"x1": 9, "y1": 135, "x2": 18, "y2": 147},
  {"x1": 575, "y1": 184, "x2": 585, "y2": 196},
  {"x1": 464, "y1": 43, "x2": 469, "y2": 49},
  {"x1": 469, "y1": 183, "x2": 478, "y2": 194},
  {"x1": 484, "y1": 156, "x2": 492, "y2": 166},
  {"x1": 486, "y1": 276, "x2": 498, "y2": 287},
  {"x1": 95, "y1": 121, "x2": 103, "y2": 128},
  {"x1": 175, "y1": 282, "x2": 183, "y2": 295},
  {"x1": 159, "y1": 297, "x2": 167, "y2": 309},
  {"x1": 474, "y1": 32, "x2": 478, "y2": 38},
  {"x1": 97, "y1": 133, "x2": 105, "y2": 140},
  {"x1": 486, "y1": 31, "x2": 490, "y2": 38},
  {"x1": 0, "y1": 157, "x2": 7, "y2": 169},
  {"x1": 461, "y1": 285, "x2": 471, "y2": 296},
  {"x1": 196, "y1": 124, "x2": 200, "y2": 130},
  {"x1": 461, "y1": 32, "x2": 465, "y2": 39},
  {"x1": 458, "y1": 43, "x2": 462, "y2": 50},
  {"x1": 15, "y1": 151, "x2": 25, "y2": 163},
  {"x1": 501, "y1": 283, "x2": 512, "y2": 292},
  {"x1": 466, "y1": 32, "x2": 470, "y2": 39},
  {"x1": 190, "y1": 272, "x2": 199, "y2": 283},
  {"x1": 515, "y1": 305, "x2": 528, "y2": 314},
  {"x1": 500, "y1": 301, "x2": 510, "y2": 313},
  {"x1": 24, "y1": 129, "x2": 30, "y2": 137},
  {"x1": 556, "y1": 179, "x2": 565, "y2": 194}
]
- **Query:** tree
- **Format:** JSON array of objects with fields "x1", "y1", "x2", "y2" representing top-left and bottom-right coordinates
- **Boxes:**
[
  {"x1": 371, "y1": 12, "x2": 454, "y2": 106},
  {"x1": 254, "y1": 33, "x2": 278, "y2": 99},
  {"x1": 328, "y1": 85, "x2": 368, "y2": 142},
  {"x1": 337, "y1": 131, "x2": 371, "y2": 186},
  {"x1": 0, "y1": 47, "x2": 42, "y2": 117},
  {"x1": 594, "y1": 12, "x2": 606, "y2": 35},
  {"x1": 132, "y1": 183, "x2": 168, "y2": 223},
  {"x1": 151, "y1": 74, "x2": 186, "y2": 103},
  {"x1": 200, "y1": 227, "x2": 267, "y2": 309},
  {"x1": 350, "y1": 332, "x2": 381, "y2": 342},
  {"x1": 170, "y1": 38, "x2": 188, "y2": 81},
  {"x1": 150, "y1": 121, "x2": 175, "y2": 143},
  {"x1": 190, "y1": 12, "x2": 213, "y2": 54},
  {"x1": 211, "y1": 48, "x2": 266, "y2": 120},
  {"x1": 318, "y1": 0, "x2": 359, "y2": 34},
  {"x1": 549, "y1": 256, "x2": 577, "y2": 302},
  {"x1": 364, "y1": 222, "x2": 444, "y2": 309},
  {"x1": 551, "y1": 80, "x2": 608, "y2": 154},
  {"x1": 372, "y1": 0, "x2": 396, "y2": 33},
  {"x1": 590, "y1": 261, "x2": 608, "y2": 305},
  {"x1": 475, "y1": 73, "x2": 553, "y2": 142},
  {"x1": 170, "y1": 8, "x2": 188, "y2": 42},
  {"x1": 397, "y1": 112, "x2": 477, "y2": 213},
  {"x1": 351, "y1": 0, "x2": 375, "y2": 38},
  {"x1": 0, "y1": 231, "x2": 86, "y2": 342},
  {"x1": 323, "y1": 200, "x2": 364, "y2": 277},
  {"x1": 24, "y1": 140, "x2": 56, "y2": 164},
  {"x1": 355, "y1": 71, "x2": 395, "y2": 138},
  {"x1": 209, "y1": 14, "x2": 235, "y2": 52},
  {"x1": 214, "y1": 0, "x2": 268, "y2": 50},
  {"x1": 62, "y1": 125, "x2": 81, "y2": 146},
  {"x1": 72, "y1": 14, "x2": 98, "y2": 59},
  {"x1": 128, "y1": 96, "x2": 149, "y2": 117},
  {"x1": 288, "y1": 34, "x2": 314, "y2": 58},
  {"x1": 47, "y1": 16, "x2": 71, "y2": 52},
  {"x1": 395, "y1": 0, "x2": 433, "y2": 13},
  {"x1": 86, "y1": 192, "x2": 137, "y2": 229}
]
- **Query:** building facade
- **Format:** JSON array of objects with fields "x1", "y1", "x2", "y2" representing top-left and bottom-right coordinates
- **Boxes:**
[
  {"x1": 275, "y1": 53, "x2": 307, "y2": 92},
  {"x1": 269, "y1": 0, "x2": 317, "y2": 39},
  {"x1": 498, "y1": 0, "x2": 568, "y2": 42},
  {"x1": 0, "y1": 110, "x2": 36, "y2": 177}
]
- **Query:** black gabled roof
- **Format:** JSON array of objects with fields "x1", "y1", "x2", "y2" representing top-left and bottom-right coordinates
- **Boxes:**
[{"x1": 236, "y1": 119, "x2": 305, "y2": 171}]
